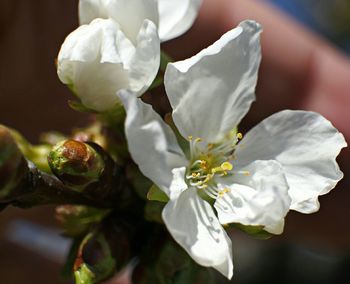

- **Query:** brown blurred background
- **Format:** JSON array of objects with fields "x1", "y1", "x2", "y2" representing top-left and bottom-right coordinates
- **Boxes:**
[{"x1": 1, "y1": 0, "x2": 350, "y2": 283}]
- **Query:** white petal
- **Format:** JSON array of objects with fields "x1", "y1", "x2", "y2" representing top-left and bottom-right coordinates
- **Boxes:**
[
  {"x1": 57, "y1": 18, "x2": 159, "y2": 112},
  {"x1": 215, "y1": 160, "x2": 291, "y2": 234},
  {"x1": 235, "y1": 110, "x2": 347, "y2": 213},
  {"x1": 162, "y1": 189, "x2": 233, "y2": 279},
  {"x1": 164, "y1": 20, "x2": 261, "y2": 143},
  {"x1": 128, "y1": 20, "x2": 160, "y2": 95},
  {"x1": 157, "y1": 0, "x2": 202, "y2": 41},
  {"x1": 169, "y1": 167, "x2": 188, "y2": 200},
  {"x1": 118, "y1": 91, "x2": 188, "y2": 198},
  {"x1": 79, "y1": 0, "x2": 159, "y2": 44}
]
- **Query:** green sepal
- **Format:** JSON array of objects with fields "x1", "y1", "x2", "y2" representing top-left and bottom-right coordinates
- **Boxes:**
[
  {"x1": 149, "y1": 76, "x2": 163, "y2": 90},
  {"x1": 148, "y1": 51, "x2": 173, "y2": 91},
  {"x1": 68, "y1": 100, "x2": 98, "y2": 114},
  {"x1": 144, "y1": 200, "x2": 165, "y2": 224},
  {"x1": 160, "y1": 51, "x2": 172, "y2": 71},
  {"x1": 147, "y1": 185, "x2": 169, "y2": 203},
  {"x1": 97, "y1": 104, "x2": 126, "y2": 126},
  {"x1": 232, "y1": 223, "x2": 273, "y2": 240}
]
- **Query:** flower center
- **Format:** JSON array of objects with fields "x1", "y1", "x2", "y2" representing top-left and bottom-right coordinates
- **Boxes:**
[{"x1": 185, "y1": 133, "x2": 249, "y2": 200}]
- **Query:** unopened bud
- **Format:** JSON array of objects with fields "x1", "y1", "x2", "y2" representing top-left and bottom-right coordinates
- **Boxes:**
[
  {"x1": 56, "y1": 205, "x2": 109, "y2": 237},
  {"x1": 74, "y1": 232, "x2": 118, "y2": 284},
  {"x1": 0, "y1": 125, "x2": 28, "y2": 200},
  {"x1": 48, "y1": 140, "x2": 105, "y2": 190}
]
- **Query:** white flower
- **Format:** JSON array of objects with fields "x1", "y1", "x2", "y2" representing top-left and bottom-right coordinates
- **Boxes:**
[
  {"x1": 79, "y1": 0, "x2": 202, "y2": 42},
  {"x1": 119, "y1": 20, "x2": 346, "y2": 278},
  {"x1": 57, "y1": 18, "x2": 160, "y2": 112}
]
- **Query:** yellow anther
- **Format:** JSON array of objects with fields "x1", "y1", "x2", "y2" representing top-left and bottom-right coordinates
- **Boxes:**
[
  {"x1": 218, "y1": 188, "x2": 231, "y2": 197},
  {"x1": 221, "y1": 162, "x2": 233, "y2": 171},
  {"x1": 211, "y1": 167, "x2": 220, "y2": 174},
  {"x1": 243, "y1": 171, "x2": 250, "y2": 176},
  {"x1": 207, "y1": 143, "x2": 214, "y2": 149},
  {"x1": 195, "y1": 137, "x2": 202, "y2": 143},
  {"x1": 199, "y1": 160, "x2": 208, "y2": 169},
  {"x1": 237, "y1": 132, "x2": 243, "y2": 139},
  {"x1": 192, "y1": 172, "x2": 200, "y2": 178},
  {"x1": 188, "y1": 135, "x2": 193, "y2": 141}
]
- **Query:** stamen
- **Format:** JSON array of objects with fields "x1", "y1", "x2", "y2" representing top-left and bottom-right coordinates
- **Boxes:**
[
  {"x1": 218, "y1": 188, "x2": 231, "y2": 197},
  {"x1": 192, "y1": 172, "x2": 200, "y2": 178},
  {"x1": 186, "y1": 131, "x2": 249, "y2": 201},
  {"x1": 221, "y1": 162, "x2": 233, "y2": 171},
  {"x1": 199, "y1": 160, "x2": 208, "y2": 170},
  {"x1": 237, "y1": 170, "x2": 250, "y2": 176}
]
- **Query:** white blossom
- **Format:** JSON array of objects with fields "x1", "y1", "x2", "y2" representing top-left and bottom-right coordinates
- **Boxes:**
[
  {"x1": 57, "y1": 18, "x2": 160, "y2": 112},
  {"x1": 79, "y1": 0, "x2": 202, "y2": 42},
  {"x1": 119, "y1": 20, "x2": 346, "y2": 278}
]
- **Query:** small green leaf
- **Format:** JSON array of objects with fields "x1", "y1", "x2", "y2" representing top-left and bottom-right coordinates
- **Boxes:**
[{"x1": 147, "y1": 185, "x2": 169, "y2": 202}]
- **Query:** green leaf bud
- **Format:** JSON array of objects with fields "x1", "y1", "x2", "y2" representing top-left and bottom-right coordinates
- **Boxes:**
[{"x1": 48, "y1": 140, "x2": 105, "y2": 190}]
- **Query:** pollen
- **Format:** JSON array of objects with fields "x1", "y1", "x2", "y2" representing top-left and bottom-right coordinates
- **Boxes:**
[
  {"x1": 237, "y1": 132, "x2": 243, "y2": 139},
  {"x1": 192, "y1": 172, "x2": 200, "y2": 178},
  {"x1": 218, "y1": 188, "x2": 231, "y2": 197},
  {"x1": 221, "y1": 162, "x2": 233, "y2": 171},
  {"x1": 199, "y1": 160, "x2": 208, "y2": 169}
]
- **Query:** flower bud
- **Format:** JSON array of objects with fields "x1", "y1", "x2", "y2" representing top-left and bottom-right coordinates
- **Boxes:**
[
  {"x1": 0, "y1": 125, "x2": 28, "y2": 201},
  {"x1": 57, "y1": 18, "x2": 160, "y2": 112},
  {"x1": 56, "y1": 205, "x2": 109, "y2": 237},
  {"x1": 73, "y1": 216, "x2": 135, "y2": 283},
  {"x1": 48, "y1": 140, "x2": 105, "y2": 190}
]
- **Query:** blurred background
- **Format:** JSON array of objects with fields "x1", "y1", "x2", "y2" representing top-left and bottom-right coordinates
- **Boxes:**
[{"x1": 1, "y1": 0, "x2": 350, "y2": 283}]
